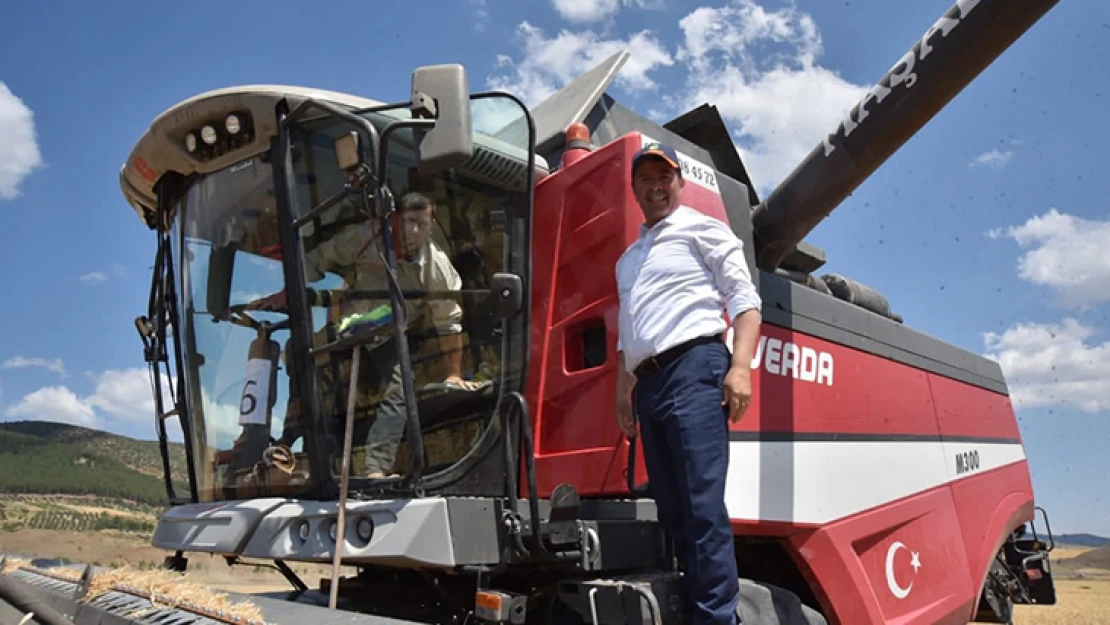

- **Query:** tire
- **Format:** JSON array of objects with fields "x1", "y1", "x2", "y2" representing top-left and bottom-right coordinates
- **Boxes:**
[
  {"x1": 736, "y1": 579, "x2": 828, "y2": 625},
  {"x1": 973, "y1": 559, "x2": 1015, "y2": 624}
]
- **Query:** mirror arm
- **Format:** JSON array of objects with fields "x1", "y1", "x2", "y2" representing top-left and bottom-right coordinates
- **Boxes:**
[
  {"x1": 411, "y1": 91, "x2": 437, "y2": 119},
  {"x1": 292, "y1": 183, "x2": 357, "y2": 230},
  {"x1": 283, "y1": 97, "x2": 383, "y2": 188},
  {"x1": 375, "y1": 119, "x2": 436, "y2": 196}
]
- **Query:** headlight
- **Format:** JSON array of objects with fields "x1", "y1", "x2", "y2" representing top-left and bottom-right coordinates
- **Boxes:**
[
  {"x1": 185, "y1": 133, "x2": 197, "y2": 153},
  {"x1": 356, "y1": 517, "x2": 374, "y2": 543},
  {"x1": 200, "y1": 125, "x2": 218, "y2": 145},
  {"x1": 225, "y1": 114, "x2": 241, "y2": 135}
]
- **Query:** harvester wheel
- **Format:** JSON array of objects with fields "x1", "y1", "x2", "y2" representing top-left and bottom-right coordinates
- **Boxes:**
[
  {"x1": 973, "y1": 558, "x2": 1015, "y2": 624},
  {"x1": 736, "y1": 579, "x2": 828, "y2": 625}
]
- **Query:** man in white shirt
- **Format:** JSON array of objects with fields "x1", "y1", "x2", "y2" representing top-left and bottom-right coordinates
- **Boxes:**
[{"x1": 614, "y1": 142, "x2": 762, "y2": 625}]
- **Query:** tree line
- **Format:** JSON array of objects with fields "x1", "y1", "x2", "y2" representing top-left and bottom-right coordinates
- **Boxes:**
[{"x1": 0, "y1": 433, "x2": 169, "y2": 506}]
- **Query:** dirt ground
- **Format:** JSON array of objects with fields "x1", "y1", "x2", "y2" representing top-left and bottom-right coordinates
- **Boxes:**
[
  {"x1": 1012, "y1": 578, "x2": 1110, "y2": 625},
  {"x1": 4, "y1": 528, "x2": 1109, "y2": 622},
  {"x1": 1006, "y1": 545, "x2": 1110, "y2": 625},
  {"x1": 0, "y1": 528, "x2": 347, "y2": 595}
]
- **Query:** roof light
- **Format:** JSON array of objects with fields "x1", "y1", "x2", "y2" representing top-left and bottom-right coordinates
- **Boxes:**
[
  {"x1": 561, "y1": 122, "x2": 592, "y2": 168},
  {"x1": 200, "y1": 125, "x2": 218, "y2": 145},
  {"x1": 225, "y1": 114, "x2": 241, "y2": 135},
  {"x1": 566, "y1": 122, "x2": 590, "y2": 145}
]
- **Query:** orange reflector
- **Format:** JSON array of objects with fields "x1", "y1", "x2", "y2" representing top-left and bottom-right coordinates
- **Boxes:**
[
  {"x1": 475, "y1": 591, "x2": 504, "y2": 612},
  {"x1": 566, "y1": 122, "x2": 590, "y2": 144}
]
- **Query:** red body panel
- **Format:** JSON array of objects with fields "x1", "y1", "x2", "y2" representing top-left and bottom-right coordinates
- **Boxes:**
[
  {"x1": 789, "y1": 461, "x2": 1033, "y2": 624},
  {"x1": 930, "y1": 372, "x2": 1023, "y2": 442},
  {"x1": 522, "y1": 133, "x2": 1036, "y2": 625},
  {"x1": 733, "y1": 323, "x2": 940, "y2": 438}
]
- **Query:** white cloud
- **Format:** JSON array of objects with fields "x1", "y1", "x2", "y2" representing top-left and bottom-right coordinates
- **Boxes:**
[
  {"x1": 969, "y1": 148, "x2": 1013, "y2": 169},
  {"x1": 2, "y1": 368, "x2": 175, "y2": 430},
  {"x1": 5, "y1": 386, "x2": 98, "y2": 427},
  {"x1": 488, "y1": 0, "x2": 869, "y2": 191},
  {"x1": 487, "y1": 21, "x2": 674, "y2": 106},
  {"x1": 671, "y1": 0, "x2": 868, "y2": 189},
  {"x1": 988, "y1": 209, "x2": 1110, "y2": 308},
  {"x1": 550, "y1": 0, "x2": 661, "y2": 23},
  {"x1": 553, "y1": 0, "x2": 621, "y2": 23},
  {"x1": 2, "y1": 356, "x2": 66, "y2": 376},
  {"x1": 86, "y1": 368, "x2": 170, "y2": 423},
  {"x1": 80, "y1": 271, "x2": 108, "y2": 285},
  {"x1": 983, "y1": 208, "x2": 1110, "y2": 415},
  {"x1": 983, "y1": 318, "x2": 1110, "y2": 414},
  {"x1": 0, "y1": 82, "x2": 43, "y2": 200},
  {"x1": 472, "y1": 0, "x2": 490, "y2": 32}
]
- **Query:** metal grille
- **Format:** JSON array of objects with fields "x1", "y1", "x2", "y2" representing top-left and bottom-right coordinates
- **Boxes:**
[
  {"x1": 461, "y1": 148, "x2": 530, "y2": 192},
  {"x1": 6, "y1": 569, "x2": 242, "y2": 625}
]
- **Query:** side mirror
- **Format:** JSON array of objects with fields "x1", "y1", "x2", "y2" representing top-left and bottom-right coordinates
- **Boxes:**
[
  {"x1": 490, "y1": 273, "x2": 523, "y2": 320},
  {"x1": 410, "y1": 64, "x2": 474, "y2": 175},
  {"x1": 334, "y1": 131, "x2": 362, "y2": 171},
  {"x1": 207, "y1": 244, "x2": 236, "y2": 320}
]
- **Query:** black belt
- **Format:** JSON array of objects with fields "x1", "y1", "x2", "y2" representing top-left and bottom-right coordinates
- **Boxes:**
[{"x1": 633, "y1": 334, "x2": 724, "y2": 378}]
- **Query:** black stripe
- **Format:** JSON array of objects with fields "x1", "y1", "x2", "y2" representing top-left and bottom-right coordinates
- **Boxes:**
[
  {"x1": 728, "y1": 431, "x2": 1023, "y2": 445},
  {"x1": 755, "y1": 272, "x2": 1012, "y2": 396}
]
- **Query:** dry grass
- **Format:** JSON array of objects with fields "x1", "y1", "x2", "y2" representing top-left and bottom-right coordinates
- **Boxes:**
[
  {"x1": 2, "y1": 560, "x2": 267, "y2": 624},
  {"x1": 0, "y1": 527, "x2": 344, "y2": 590},
  {"x1": 1012, "y1": 578, "x2": 1110, "y2": 625},
  {"x1": 1048, "y1": 546, "x2": 1094, "y2": 560},
  {"x1": 0, "y1": 557, "x2": 31, "y2": 575},
  {"x1": 1007, "y1": 544, "x2": 1110, "y2": 625}
]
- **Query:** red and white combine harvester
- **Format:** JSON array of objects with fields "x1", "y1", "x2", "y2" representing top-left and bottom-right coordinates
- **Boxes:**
[{"x1": 0, "y1": 0, "x2": 1064, "y2": 623}]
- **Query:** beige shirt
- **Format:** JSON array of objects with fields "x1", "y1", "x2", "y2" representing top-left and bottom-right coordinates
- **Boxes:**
[{"x1": 337, "y1": 231, "x2": 464, "y2": 336}]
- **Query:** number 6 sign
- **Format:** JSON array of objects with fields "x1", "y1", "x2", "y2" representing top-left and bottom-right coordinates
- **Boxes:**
[{"x1": 238, "y1": 359, "x2": 272, "y2": 426}]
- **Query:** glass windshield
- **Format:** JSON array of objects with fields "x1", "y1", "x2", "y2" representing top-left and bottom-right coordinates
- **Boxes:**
[
  {"x1": 281, "y1": 94, "x2": 532, "y2": 491},
  {"x1": 167, "y1": 93, "x2": 533, "y2": 502},
  {"x1": 169, "y1": 156, "x2": 306, "y2": 502}
]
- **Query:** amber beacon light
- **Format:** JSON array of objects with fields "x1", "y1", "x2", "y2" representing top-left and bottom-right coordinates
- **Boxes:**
[{"x1": 560, "y1": 122, "x2": 592, "y2": 168}]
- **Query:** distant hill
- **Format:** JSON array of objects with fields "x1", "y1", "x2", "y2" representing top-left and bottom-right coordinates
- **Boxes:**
[
  {"x1": 1057, "y1": 533, "x2": 1110, "y2": 548},
  {"x1": 0, "y1": 421, "x2": 189, "y2": 505},
  {"x1": 1058, "y1": 545, "x2": 1110, "y2": 572}
]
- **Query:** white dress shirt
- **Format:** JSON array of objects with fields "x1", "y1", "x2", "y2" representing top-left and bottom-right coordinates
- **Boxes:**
[{"x1": 616, "y1": 205, "x2": 761, "y2": 374}]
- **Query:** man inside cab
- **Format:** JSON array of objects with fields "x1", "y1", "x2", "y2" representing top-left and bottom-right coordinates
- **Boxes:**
[{"x1": 251, "y1": 190, "x2": 483, "y2": 478}]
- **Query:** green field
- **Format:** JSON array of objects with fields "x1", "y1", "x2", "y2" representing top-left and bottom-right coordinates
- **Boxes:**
[{"x1": 0, "y1": 420, "x2": 188, "y2": 505}]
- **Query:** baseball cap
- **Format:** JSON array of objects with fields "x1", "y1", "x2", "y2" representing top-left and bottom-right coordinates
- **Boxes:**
[{"x1": 631, "y1": 142, "x2": 681, "y2": 178}]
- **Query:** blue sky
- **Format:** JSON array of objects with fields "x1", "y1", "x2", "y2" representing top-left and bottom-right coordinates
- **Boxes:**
[{"x1": 1, "y1": 0, "x2": 1108, "y2": 536}]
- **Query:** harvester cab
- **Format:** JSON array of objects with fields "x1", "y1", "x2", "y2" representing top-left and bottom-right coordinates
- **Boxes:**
[
  {"x1": 0, "y1": 1, "x2": 1067, "y2": 624},
  {"x1": 131, "y1": 68, "x2": 540, "y2": 508}
]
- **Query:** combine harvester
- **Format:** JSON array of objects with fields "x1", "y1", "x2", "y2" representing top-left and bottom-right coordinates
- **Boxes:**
[{"x1": 0, "y1": 0, "x2": 1064, "y2": 623}]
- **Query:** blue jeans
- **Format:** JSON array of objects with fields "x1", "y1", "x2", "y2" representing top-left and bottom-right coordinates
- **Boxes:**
[{"x1": 633, "y1": 340, "x2": 739, "y2": 625}]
